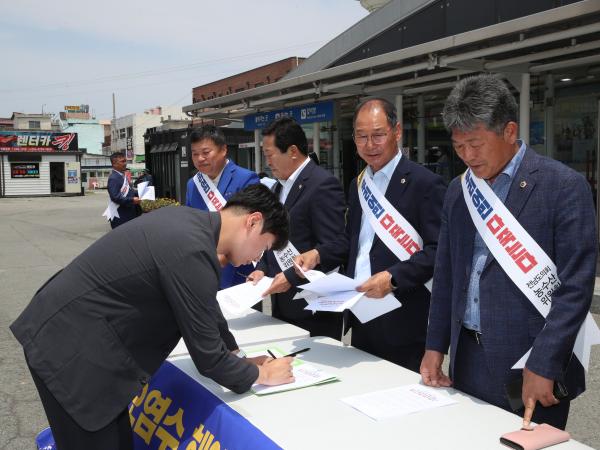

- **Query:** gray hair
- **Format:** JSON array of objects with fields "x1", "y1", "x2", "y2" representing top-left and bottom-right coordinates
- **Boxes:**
[
  {"x1": 442, "y1": 74, "x2": 517, "y2": 134},
  {"x1": 353, "y1": 97, "x2": 398, "y2": 128}
]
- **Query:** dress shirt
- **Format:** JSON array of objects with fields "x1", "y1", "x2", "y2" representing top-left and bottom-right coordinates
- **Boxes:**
[
  {"x1": 277, "y1": 157, "x2": 310, "y2": 204},
  {"x1": 463, "y1": 141, "x2": 527, "y2": 332},
  {"x1": 354, "y1": 151, "x2": 402, "y2": 282}
]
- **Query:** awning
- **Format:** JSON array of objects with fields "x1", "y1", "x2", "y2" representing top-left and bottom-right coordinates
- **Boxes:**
[{"x1": 150, "y1": 143, "x2": 178, "y2": 154}]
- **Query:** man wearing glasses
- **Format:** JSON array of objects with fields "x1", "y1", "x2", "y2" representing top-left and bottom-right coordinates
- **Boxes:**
[
  {"x1": 185, "y1": 125, "x2": 259, "y2": 289},
  {"x1": 342, "y1": 98, "x2": 445, "y2": 371}
]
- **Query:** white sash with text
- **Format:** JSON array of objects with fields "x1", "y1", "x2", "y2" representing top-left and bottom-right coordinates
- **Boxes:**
[
  {"x1": 461, "y1": 169, "x2": 600, "y2": 370},
  {"x1": 357, "y1": 170, "x2": 432, "y2": 291},
  {"x1": 193, "y1": 172, "x2": 227, "y2": 212}
]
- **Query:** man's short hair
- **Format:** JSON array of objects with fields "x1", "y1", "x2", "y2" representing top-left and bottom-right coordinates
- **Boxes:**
[
  {"x1": 442, "y1": 74, "x2": 518, "y2": 135},
  {"x1": 223, "y1": 184, "x2": 289, "y2": 250},
  {"x1": 110, "y1": 152, "x2": 125, "y2": 164},
  {"x1": 190, "y1": 125, "x2": 227, "y2": 148},
  {"x1": 353, "y1": 97, "x2": 398, "y2": 128},
  {"x1": 261, "y1": 117, "x2": 308, "y2": 156}
]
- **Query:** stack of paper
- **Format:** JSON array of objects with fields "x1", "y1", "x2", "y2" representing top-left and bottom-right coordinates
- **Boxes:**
[
  {"x1": 137, "y1": 181, "x2": 155, "y2": 201},
  {"x1": 216, "y1": 276, "x2": 273, "y2": 315},
  {"x1": 341, "y1": 384, "x2": 458, "y2": 421},
  {"x1": 247, "y1": 347, "x2": 338, "y2": 395},
  {"x1": 294, "y1": 263, "x2": 401, "y2": 323}
]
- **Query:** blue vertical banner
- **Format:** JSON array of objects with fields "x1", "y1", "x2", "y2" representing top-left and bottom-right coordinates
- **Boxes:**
[
  {"x1": 129, "y1": 361, "x2": 282, "y2": 450},
  {"x1": 244, "y1": 101, "x2": 334, "y2": 130}
]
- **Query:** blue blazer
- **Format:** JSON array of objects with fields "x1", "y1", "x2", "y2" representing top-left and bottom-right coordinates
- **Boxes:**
[
  {"x1": 107, "y1": 170, "x2": 138, "y2": 228},
  {"x1": 426, "y1": 147, "x2": 597, "y2": 399},
  {"x1": 345, "y1": 156, "x2": 446, "y2": 347},
  {"x1": 185, "y1": 160, "x2": 259, "y2": 289}
]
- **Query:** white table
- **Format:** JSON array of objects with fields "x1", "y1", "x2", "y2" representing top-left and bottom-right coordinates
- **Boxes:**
[
  {"x1": 169, "y1": 309, "x2": 310, "y2": 358},
  {"x1": 170, "y1": 336, "x2": 593, "y2": 450}
]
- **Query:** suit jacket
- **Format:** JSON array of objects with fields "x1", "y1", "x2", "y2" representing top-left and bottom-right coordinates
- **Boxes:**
[
  {"x1": 256, "y1": 160, "x2": 348, "y2": 332},
  {"x1": 426, "y1": 147, "x2": 597, "y2": 400},
  {"x1": 107, "y1": 170, "x2": 138, "y2": 227},
  {"x1": 185, "y1": 160, "x2": 260, "y2": 288},
  {"x1": 345, "y1": 156, "x2": 446, "y2": 347},
  {"x1": 10, "y1": 208, "x2": 258, "y2": 431}
]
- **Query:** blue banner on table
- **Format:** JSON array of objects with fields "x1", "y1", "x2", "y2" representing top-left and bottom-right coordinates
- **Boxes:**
[
  {"x1": 244, "y1": 101, "x2": 333, "y2": 130},
  {"x1": 129, "y1": 361, "x2": 281, "y2": 450}
]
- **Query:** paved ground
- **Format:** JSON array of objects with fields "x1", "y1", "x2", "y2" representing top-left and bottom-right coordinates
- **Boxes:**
[{"x1": 0, "y1": 192, "x2": 599, "y2": 449}]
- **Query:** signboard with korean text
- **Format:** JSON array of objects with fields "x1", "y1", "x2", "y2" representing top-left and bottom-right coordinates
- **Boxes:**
[
  {"x1": 244, "y1": 101, "x2": 333, "y2": 130},
  {"x1": 0, "y1": 131, "x2": 78, "y2": 153},
  {"x1": 11, "y1": 163, "x2": 40, "y2": 178}
]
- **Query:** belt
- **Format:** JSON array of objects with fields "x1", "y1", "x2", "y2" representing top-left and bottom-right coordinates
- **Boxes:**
[{"x1": 462, "y1": 326, "x2": 483, "y2": 345}]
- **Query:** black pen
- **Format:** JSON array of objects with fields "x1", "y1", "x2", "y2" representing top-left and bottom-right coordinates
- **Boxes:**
[
  {"x1": 267, "y1": 349, "x2": 277, "y2": 359},
  {"x1": 283, "y1": 347, "x2": 310, "y2": 358}
]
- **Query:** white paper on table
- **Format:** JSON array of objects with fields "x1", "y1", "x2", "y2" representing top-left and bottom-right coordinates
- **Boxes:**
[
  {"x1": 252, "y1": 363, "x2": 337, "y2": 395},
  {"x1": 299, "y1": 272, "x2": 363, "y2": 296},
  {"x1": 304, "y1": 291, "x2": 365, "y2": 313},
  {"x1": 350, "y1": 294, "x2": 402, "y2": 324},
  {"x1": 216, "y1": 277, "x2": 273, "y2": 315},
  {"x1": 137, "y1": 182, "x2": 156, "y2": 200},
  {"x1": 341, "y1": 384, "x2": 458, "y2": 421}
]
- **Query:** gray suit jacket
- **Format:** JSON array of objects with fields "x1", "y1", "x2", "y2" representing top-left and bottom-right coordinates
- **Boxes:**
[
  {"x1": 426, "y1": 147, "x2": 597, "y2": 399},
  {"x1": 11, "y1": 208, "x2": 258, "y2": 431}
]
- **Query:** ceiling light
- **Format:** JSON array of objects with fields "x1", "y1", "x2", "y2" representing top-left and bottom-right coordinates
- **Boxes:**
[{"x1": 560, "y1": 77, "x2": 572, "y2": 82}]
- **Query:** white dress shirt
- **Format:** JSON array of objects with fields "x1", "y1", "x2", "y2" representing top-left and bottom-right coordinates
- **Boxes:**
[
  {"x1": 277, "y1": 156, "x2": 310, "y2": 204},
  {"x1": 354, "y1": 151, "x2": 402, "y2": 282}
]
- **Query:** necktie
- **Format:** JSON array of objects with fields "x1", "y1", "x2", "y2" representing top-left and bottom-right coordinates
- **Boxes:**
[{"x1": 273, "y1": 181, "x2": 283, "y2": 199}]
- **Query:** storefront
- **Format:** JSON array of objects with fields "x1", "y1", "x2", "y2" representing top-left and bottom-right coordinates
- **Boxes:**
[{"x1": 0, "y1": 131, "x2": 82, "y2": 197}]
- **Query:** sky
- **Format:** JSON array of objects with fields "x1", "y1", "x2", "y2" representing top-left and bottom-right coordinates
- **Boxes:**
[{"x1": 0, "y1": 1, "x2": 368, "y2": 119}]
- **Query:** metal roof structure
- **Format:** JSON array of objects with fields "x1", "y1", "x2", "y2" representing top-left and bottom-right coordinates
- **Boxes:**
[{"x1": 183, "y1": 0, "x2": 600, "y2": 120}]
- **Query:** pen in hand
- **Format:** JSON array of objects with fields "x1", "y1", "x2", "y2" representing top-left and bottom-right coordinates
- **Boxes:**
[
  {"x1": 267, "y1": 350, "x2": 277, "y2": 359},
  {"x1": 283, "y1": 348, "x2": 310, "y2": 358}
]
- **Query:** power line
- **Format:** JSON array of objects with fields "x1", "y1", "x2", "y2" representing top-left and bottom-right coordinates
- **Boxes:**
[{"x1": 0, "y1": 40, "x2": 324, "y2": 94}]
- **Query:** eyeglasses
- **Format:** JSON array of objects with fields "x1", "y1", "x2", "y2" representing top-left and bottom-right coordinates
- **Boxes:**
[{"x1": 353, "y1": 128, "x2": 392, "y2": 147}]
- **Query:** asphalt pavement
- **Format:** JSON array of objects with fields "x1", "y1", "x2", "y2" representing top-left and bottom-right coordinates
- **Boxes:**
[{"x1": 0, "y1": 191, "x2": 598, "y2": 449}]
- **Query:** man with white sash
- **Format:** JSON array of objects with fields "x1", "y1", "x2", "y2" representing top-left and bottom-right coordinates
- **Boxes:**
[
  {"x1": 298, "y1": 97, "x2": 446, "y2": 371},
  {"x1": 421, "y1": 75, "x2": 599, "y2": 430},
  {"x1": 248, "y1": 117, "x2": 347, "y2": 339},
  {"x1": 104, "y1": 152, "x2": 140, "y2": 229},
  {"x1": 185, "y1": 125, "x2": 259, "y2": 289}
]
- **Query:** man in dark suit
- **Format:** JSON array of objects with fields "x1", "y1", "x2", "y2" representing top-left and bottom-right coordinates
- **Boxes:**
[
  {"x1": 248, "y1": 117, "x2": 347, "y2": 339},
  {"x1": 11, "y1": 185, "x2": 294, "y2": 450},
  {"x1": 420, "y1": 74, "x2": 597, "y2": 429},
  {"x1": 106, "y1": 152, "x2": 140, "y2": 229},
  {"x1": 335, "y1": 98, "x2": 445, "y2": 372},
  {"x1": 185, "y1": 125, "x2": 260, "y2": 289}
]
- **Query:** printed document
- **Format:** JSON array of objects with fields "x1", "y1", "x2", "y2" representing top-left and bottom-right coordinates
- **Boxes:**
[
  {"x1": 341, "y1": 384, "x2": 458, "y2": 421},
  {"x1": 246, "y1": 346, "x2": 338, "y2": 395},
  {"x1": 216, "y1": 277, "x2": 273, "y2": 315},
  {"x1": 137, "y1": 181, "x2": 155, "y2": 201}
]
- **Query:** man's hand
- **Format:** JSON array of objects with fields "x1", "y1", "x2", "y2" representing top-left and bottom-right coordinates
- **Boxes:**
[
  {"x1": 356, "y1": 271, "x2": 394, "y2": 299},
  {"x1": 420, "y1": 350, "x2": 452, "y2": 387},
  {"x1": 522, "y1": 367, "x2": 559, "y2": 429},
  {"x1": 262, "y1": 272, "x2": 291, "y2": 296},
  {"x1": 293, "y1": 249, "x2": 320, "y2": 277},
  {"x1": 256, "y1": 357, "x2": 295, "y2": 386},
  {"x1": 133, "y1": 197, "x2": 141, "y2": 205},
  {"x1": 246, "y1": 270, "x2": 265, "y2": 285}
]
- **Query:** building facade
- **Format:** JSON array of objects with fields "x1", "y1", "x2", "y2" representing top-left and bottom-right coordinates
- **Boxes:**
[{"x1": 111, "y1": 106, "x2": 191, "y2": 173}]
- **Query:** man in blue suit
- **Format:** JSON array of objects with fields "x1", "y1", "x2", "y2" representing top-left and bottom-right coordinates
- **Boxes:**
[
  {"x1": 106, "y1": 152, "x2": 140, "y2": 229},
  {"x1": 421, "y1": 75, "x2": 597, "y2": 429},
  {"x1": 185, "y1": 125, "x2": 259, "y2": 289},
  {"x1": 339, "y1": 98, "x2": 445, "y2": 371}
]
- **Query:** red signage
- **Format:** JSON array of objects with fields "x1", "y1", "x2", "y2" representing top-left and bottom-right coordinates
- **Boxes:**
[{"x1": 0, "y1": 131, "x2": 78, "y2": 152}]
